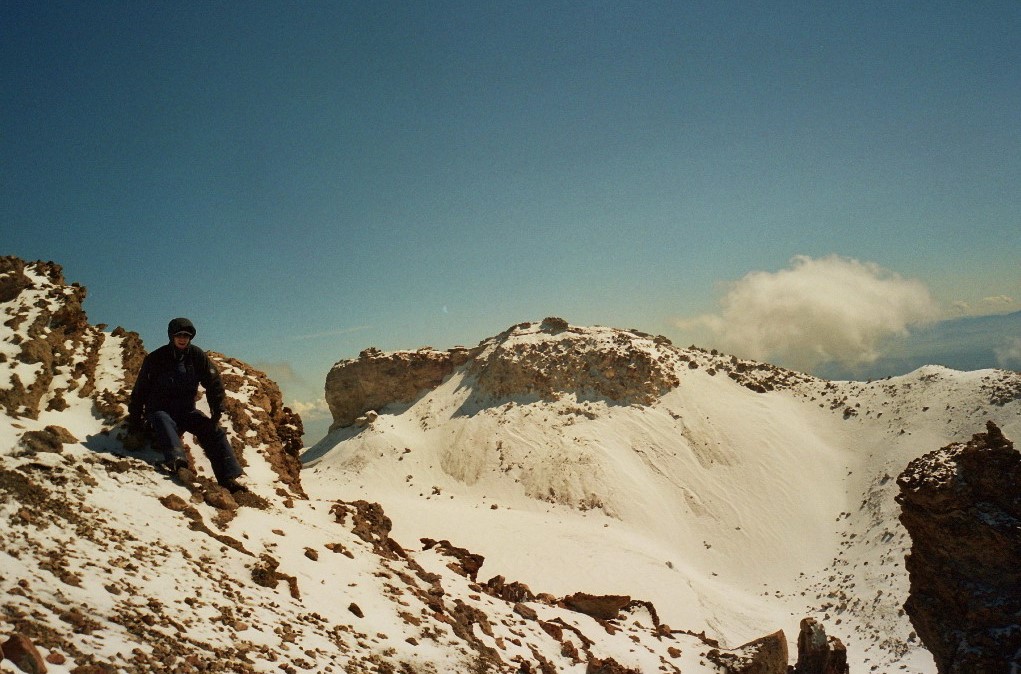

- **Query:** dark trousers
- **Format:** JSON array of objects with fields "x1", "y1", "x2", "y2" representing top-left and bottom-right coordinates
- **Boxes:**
[{"x1": 148, "y1": 410, "x2": 242, "y2": 484}]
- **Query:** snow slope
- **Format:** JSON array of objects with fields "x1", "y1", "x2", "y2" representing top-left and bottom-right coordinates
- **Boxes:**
[{"x1": 304, "y1": 322, "x2": 1021, "y2": 673}]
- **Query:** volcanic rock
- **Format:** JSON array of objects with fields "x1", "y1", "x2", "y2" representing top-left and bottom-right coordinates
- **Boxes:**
[
  {"x1": 212, "y1": 352, "x2": 305, "y2": 496},
  {"x1": 706, "y1": 629, "x2": 788, "y2": 674},
  {"x1": 467, "y1": 320, "x2": 680, "y2": 405},
  {"x1": 896, "y1": 420, "x2": 1021, "y2": 673},
  {"x1": 562, "y1": 593, "x2": 632, "y2": 621},
  {"x1": 1, "y1": 632, "x2": 48, "y2": 674},
  {"x1": 792, "y1": 617, "x2": 848, "y2": 674},
  {"x1": 325, "y1": 345, "x2": 475, "y2": 429},
  {"x1": 324, "y1": 319, "x2": 686, "y2": 430}
]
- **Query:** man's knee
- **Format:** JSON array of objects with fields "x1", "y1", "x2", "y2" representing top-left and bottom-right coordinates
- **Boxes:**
[{"x1": 148, "y1": 412, "x2": 180, "y2": 442}]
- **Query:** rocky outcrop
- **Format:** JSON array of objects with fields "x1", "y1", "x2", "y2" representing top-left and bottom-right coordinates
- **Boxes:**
[
  {"x1": 706, "y1": 618, "x2": 848, "y2": 674},
  {"x1": 707, "y1": 630, "x2": 788, "y2": 673},
  {"x1": 325, "y1": 345, "x2": 476, "y2": 429},
  {"x1": 896, "y1": 421, "x2": 1021, "y2": 673},
  {"x1": 0, "y1": 257, "x2": 148, "y2": 426},
  {"x1": 212, "y1": 353, "x2": 305, "y2": 497},
  {"x1": 1, "y1": 257, "x2": 306, "y2": 497},
  {"x1": 468, "y1": 319, "x2": 680, "y2": 405},
  {"x1": 324, "y1": 319, "x2": 685, "y2": 429},
  {"x1": 1, "y1": 632, "x2": 48, "y2": 674},
  {"x1": 792, "y1": 618, "x2": 848, "y2": 674},
  {"x1": 1, "y1": 257, "x2": 99, "y2": 420}
]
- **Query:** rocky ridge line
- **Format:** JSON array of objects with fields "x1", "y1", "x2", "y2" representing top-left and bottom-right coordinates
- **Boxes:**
[{"x1": 326, "y1": 317, "x2": 816, "y2": 429}]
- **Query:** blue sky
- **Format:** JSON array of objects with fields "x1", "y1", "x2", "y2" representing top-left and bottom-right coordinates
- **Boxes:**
[{"x1": 4, "y1": 1, "x2": 1020, "y2": 437}]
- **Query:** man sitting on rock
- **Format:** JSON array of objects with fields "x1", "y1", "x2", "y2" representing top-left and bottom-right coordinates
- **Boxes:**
[{"x1": 127, "y1": 317, "x2": 246, "y2": 493}]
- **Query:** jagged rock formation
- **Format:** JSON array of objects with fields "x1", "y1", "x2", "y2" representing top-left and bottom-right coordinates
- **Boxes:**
[
  {"x1": 325, "y1": 345, "x2": 476, "y2": 429},
  {"x1": 324, "y1": 317, "x2": 825, "y2": 430},
  {"x1": 466, "y1": 317, "x2": 681, "y2": 404},
  {"x1": 707, "y1": 630, "x2": 788, "y2": 673},
  {"x1": 212, "y1": 353, "x2": 305, "y2": 496},
  {"x1": 706, "y1": 619, "x2": 848, "y2": 674},
  {"x1": 896, "y1": 421, "x2": 1021, "y2": 673},
  {"x1": 0, "y1": 256, "x2": 304, "y2": 497},
  {"x1": 0, "y1": 256, "x2": 144, "y2": 422},
  {"x1": 792, "y1": 618, "x2": 849, "y2": 674}
]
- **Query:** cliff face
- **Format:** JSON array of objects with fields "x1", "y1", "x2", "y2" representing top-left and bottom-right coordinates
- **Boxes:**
[
  {"x1": 324, "y1": 345, "x2": 476, "y2": 430},
  {"x1": 896, "y1": 421, "x2": 1021, "y2": 673},
  {"x1": 324, "y1": 318, "x2": 687, "y2": 429}
]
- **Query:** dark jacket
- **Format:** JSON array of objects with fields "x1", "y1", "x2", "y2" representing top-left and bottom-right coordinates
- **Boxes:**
[{"x1": 128, "y1": 343, "x2": 226, "y2": 422}]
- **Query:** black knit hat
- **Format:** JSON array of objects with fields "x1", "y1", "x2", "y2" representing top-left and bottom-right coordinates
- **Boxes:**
[{"x1": 167, "y1": 317, "x2": 196, "y2": 339}]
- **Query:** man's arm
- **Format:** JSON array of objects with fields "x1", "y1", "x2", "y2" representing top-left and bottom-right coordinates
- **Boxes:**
[
  {"x1": 127, "y1": 355, "x2": 152, "y2": 427},
  {"x1": 196, "y1": 349, "x2": 227, "y2": 424}
]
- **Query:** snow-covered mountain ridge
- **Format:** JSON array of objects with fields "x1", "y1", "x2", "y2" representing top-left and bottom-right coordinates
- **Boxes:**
[
  {"x1": 0, "y1": 257, "x2": 835, "y2": 673},
  {"x1": 310, "y1": 318, "x2": 1021, "y2": 673},
  {"x1": 3, "y1": 257, "x2": 1020, "y2": 673}
]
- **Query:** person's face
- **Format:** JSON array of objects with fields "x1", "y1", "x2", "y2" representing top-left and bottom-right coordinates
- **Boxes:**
[{"x1": 172, "y1": 333, "x2": 192, "y2": 350}]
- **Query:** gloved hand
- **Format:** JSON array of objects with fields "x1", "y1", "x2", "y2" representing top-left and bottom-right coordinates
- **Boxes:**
[
  {"x1": 122, "y1": 417, "x2": 146, "y2": 451},
  {"x1": 127, "y1": 415, "x2": 144, "y2": 435}
]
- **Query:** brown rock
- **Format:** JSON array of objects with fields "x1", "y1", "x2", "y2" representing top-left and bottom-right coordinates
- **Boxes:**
[
  {"x1": 467, "y1": 323, "x2": 680, "y2": 405},
  {"x1": 45, "y1": 651, "x2": 66, "y2": 665},
  {"x1": 204, "y1": 487, "x2": 239, "y2": 511},
  {"x1": 707, "y1": 630, "x2": 788, "y2": 674},
  {"x1": 330, "y1": 500, "x2": 406, "y2": 559},
  {"x1": 18, "y1": 425, "x2": 78, "y2": 453},
  {"x1": 1, "y1": 632, "x2": 48, "y2": 674},
  {"x1": 421, "y1": 538, "x2": 485, "y2": 581},
  {"x1": 325, "y1": 346, "x2": 474, "y2": 429},
  {"x1": 210, "y1": 352, "x2": 305, "y2": 496},
  {"x1": 158, "y1": 494, "x2": 190, "y2": 512},
  {"x1": 585, "y1": 656, "x2": 640, "y2": 674},
  {"x1": 897, "y1": 421, "x2": 1021, "y2": 673},
  {"x1": 562, "y1": 593, "x2": 631, "y2": 621},
  {"x1": 483, "y1": 575, "x2": 535, "y2": 604},
  {"x1": 792, "y1": 618, "x2": 848, "y2": 674}
]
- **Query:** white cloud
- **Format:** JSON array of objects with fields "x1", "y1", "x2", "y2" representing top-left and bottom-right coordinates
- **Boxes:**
[
  {"x1": 676, "y1": 255, "x2": 943, "y2": 372},
  {"x1": 994, "y1": 338, "x2": 1021, "y2": 369},
  {"x1": 981, "y1": 295, "x2": 1016, "y2": 307},
  {"x1": 289, "y1": 397, "x2": 331, "y2": 420},
  {"x1": 254, "y1": 362, "x2": 301, "y2": 385}
]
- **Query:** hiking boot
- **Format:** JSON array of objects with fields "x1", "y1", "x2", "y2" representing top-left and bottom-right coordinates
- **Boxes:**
[
  {"x1": 156, "y1": 457, "x2": 189, "y2": 474},
  {"x1": 219, "y1": 478, "x2": 249, "y2": 494}
]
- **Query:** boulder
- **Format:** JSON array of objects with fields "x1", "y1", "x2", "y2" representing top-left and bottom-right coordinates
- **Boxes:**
[
  {"x1": 1, "y1": 632, "x2": 48, "y2": 674},
  {"x1": 706, "y1": 630, "x2": 788, "y2": 674},
  {"x1": 793, "y1": 618, "x2": 848, "y2": 674}
]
